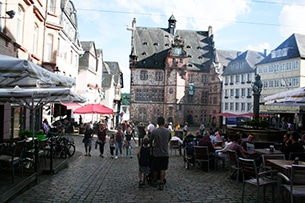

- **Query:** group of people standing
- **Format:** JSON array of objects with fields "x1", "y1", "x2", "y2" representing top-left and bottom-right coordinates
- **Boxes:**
[{"x1": 82, "y1": 121, "x2": 137, "y2": 159}]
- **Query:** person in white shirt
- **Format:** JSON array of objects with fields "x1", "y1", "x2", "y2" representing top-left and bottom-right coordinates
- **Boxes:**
[
  {"x1": 147, "y1": 121, "x2": 155, "y2": 137},
  {"x1": 170, "y1": 135, "x2": 183, "y2": 155}
]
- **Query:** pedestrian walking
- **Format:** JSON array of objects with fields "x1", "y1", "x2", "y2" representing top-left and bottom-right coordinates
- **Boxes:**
[
  {"x1": 97, "y1": 123, "x2": 107, "y2": 157},
  {"x1": 125, "y1": 126, "x2": 137, "y2": 158},
  {"x1": 109, "y1": 134, "x2": 116, "y2": 158},
  {"x1": 137, "y1": 123, "x2": 146, "y2": 146},
  {"x1": 115, "y1": 126, "x2": 124, "y2": 159},
  {"x1": 150, "y1": 116, "x2": 171, "y2": 190},
  {"x1": 137, "y1": 137, "x2": 150, "y2": 188},
  {"x1": 83, "y1": 123, "x2": 94, "y2": 156}
]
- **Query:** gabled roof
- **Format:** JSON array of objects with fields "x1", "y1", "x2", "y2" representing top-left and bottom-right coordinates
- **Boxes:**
[
  {"x1": 102, "y1": 61, "x2": 121, "y2": 88},
  {"x1": 257, "y1": 33, "x2": 305, "y2": 65},
  {"x1": 216, "y1": 49, "x2": 241, "y2": 68},
  {"x1": 79, "y1": 41, "x2": 96, "y2": 69},
  {"x1": 132, "y1": 25, "x2": 214, "y2": 72},
  {"x1": 222, "y1": 50, "x2": 265, "y2": 76}
]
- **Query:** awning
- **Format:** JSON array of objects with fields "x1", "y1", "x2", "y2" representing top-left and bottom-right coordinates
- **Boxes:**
[
  {"x1": 264, "y1": 87, "x2": 305, "y2": 106},
  {"x1": 0, "y1": 86, "x2": 85, "y2": 108},
  {"x1": 214, "y1": 112, "x2": 253, "y2": 117},
  {"x1": 0, "y1": 54, "x2": 75, "y2": 88},
  {"x1": 61, "y1": 103, "x2": 83, "y2": 110}
]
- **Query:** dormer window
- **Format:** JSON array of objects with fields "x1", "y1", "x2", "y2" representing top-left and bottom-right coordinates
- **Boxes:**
[
  {"x1": 187, "y1": 55, "x2": 192, "y2": 58},
  {"x1": 197, "y1": 46, "x2": 201, "y2": 49},
  {"x1": 188, "y1": 64, "x2": 193, "y2": 67},
  {"x1": 198, "y1": 56, "x2": 203, "y2": 59},
  {"x1": 143, "y1": 42, "x2": 148, "y2": 45},
  {"x1": 165, "y1": 34, "x2": 169, "y2": 38},
  {"x1": 141, "y1": 52, "x2": 146, "y2": 56},
  {"x1": 165, "y1": 43, "x2": 169, "y2": 46},
  {"x1": 153, "y1": 43, "x2": 159, "y2": 46},
  {"x1": 186, "y1": 45, "x2": 191, "y2": 48}
]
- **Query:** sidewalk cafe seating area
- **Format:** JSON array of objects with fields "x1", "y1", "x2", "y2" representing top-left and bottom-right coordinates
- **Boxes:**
[{"x1": 0, "y1": 137, "x2": 72, "y2": 203}]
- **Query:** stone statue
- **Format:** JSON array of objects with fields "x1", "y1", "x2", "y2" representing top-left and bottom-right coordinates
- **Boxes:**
[{"x1": 252, "y1": 74, "x2": 263, "y2": 95}]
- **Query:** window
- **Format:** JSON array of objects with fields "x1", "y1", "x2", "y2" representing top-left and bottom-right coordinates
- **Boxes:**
[
  {"x1": 224, "y1": 103, "x2": 228, "y2": 111},
  {"x1": 241, "y1": 88, "x2": 246, "y2": 97},
  {"x1": 45, "y1": 34, "x2": 53, "y2": 62},
  {"x1": 16, "y1": 5, "x2": 24, "y2": 44},
  {"x1": 32, "y1": 24, "x2": 38, "y2": 55},
  {"x1": 235, "y1": 89, "x2": 239, "y2": 97},
  {"x1": 188, "y1": 95, "x2": 194, "y2": 103},
  {"x1": 188, "y1": 74, "x2": 194, "y2": 83},
  {"x1": 247, "y1": 103, "x2": 252, "y2": 111},
  {"x1": 241, "y1": 103, "x2": 245, "y2": 111},
  {"x1": 247, "y1": 73, "x2": 252, "y2": 82},
  {"x1": 224, "y1": 89, "x2": 228, "y2": 98},
  {"x1": 152, "y1": 89, "x2": 164, "y2": 102},
  {"x1": 268, "y1": 80, "x2": 274, "y2": 88},
  {"x1": 230, "y1": 89, "x2": 234, "y2": 97},
  {"x1": 230, "y1": 103, "x2": 234, "y2": 111},
  {"x1": 140, "y1": 70, "x2": 148, "y2": 80},
  {"x1": 236, "y1": 75, "x2": 240, "y2": 83},
  {"x1": 230, "y1": 75, "x2": 234, "y2": 84},
  {"x1": 201, "y1": 91, "x2": 208, "y2": 104},
  {"x1": 241, "y1": 74, "x2": 246, "y2": 83},
  {"x1": 247, "y1": 88, "x2": 251, "y2": 97},
  {"x1": 202, "y1": 75, "x2": 208, "y2": 84},
  {"x1": 224, "y1": 76, "x2": 228, "y2": 84},
  {"x1": 49, "y1": 0, "x2": 55, "y2": 13},
  {"x1": 235, "y1": 103, "x2": 239, "y2": 111},
  {"x1": 139, "y1": 108, "x2": 146, "y2": 120},
  {"x1": 213, "y1": 96, "x2": 217, "y2": 104}
]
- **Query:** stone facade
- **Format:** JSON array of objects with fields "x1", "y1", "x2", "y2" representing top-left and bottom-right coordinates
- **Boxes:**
[{"x1": 129, "y1": 16, "x2": 221, "y2": 127}]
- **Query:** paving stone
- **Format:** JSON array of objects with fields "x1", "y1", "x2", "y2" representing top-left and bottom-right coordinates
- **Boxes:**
[{"x1": 7, "y1": 134, "x2": 278, "y2": 203}]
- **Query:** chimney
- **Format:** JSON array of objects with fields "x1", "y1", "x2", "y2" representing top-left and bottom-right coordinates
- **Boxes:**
[{"x1": 168, "y1": 15, "x2": 176, "y2": 34}]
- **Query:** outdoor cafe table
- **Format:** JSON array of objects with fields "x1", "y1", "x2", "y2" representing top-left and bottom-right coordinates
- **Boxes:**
[
  {"x1": 266, "y1": 159, "x2": 305, "y2": 175},
  {"x1": 254, "y1": 148, "x2": 282, "y2": 155}
]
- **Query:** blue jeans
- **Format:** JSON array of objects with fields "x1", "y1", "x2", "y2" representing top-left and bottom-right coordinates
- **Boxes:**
[
  {"x1": 126, "y1": 140, "x2": 133, "y2": 156},
  {"x1": 115, "y1": 141, "x2": 122, "y2": 156}
]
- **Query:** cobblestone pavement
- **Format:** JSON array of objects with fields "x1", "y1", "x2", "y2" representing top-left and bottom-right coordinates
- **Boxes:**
[{"x1": 8, "y1": 134, "x2": 278, "y2": 203}]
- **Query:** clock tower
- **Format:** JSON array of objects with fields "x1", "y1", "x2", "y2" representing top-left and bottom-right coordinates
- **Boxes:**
[{"x1": 164, "y1": 35, "x2": 187, "y2": 125}]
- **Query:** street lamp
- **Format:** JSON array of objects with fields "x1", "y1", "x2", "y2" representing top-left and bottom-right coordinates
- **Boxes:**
[{"x1": 0, "y1": 10, "x2": 15, "y2": 19}]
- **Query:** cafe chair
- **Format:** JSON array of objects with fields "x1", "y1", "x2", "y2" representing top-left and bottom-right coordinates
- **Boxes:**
[
  {"x1": 0, "y1": 140, "x2": 26, "y2": 183},
  {"x1": 289, "y1": 152, "x2": 305, "y2": 161},
  {"x1": 277, "y1": 165, "x2": 305, "y2": 203},
  {"x1": 228, "y1": 149, "x2": 242, "y2": 181},
  {"x1": 194, "y1": 146, "x2": 215, "y2": 172},
  {"x1": 169, "y1": 140, "x2": 180, "y2": 156},
  {"x1": 239, "y1": 157, "x2": 277, "y2": 203}
]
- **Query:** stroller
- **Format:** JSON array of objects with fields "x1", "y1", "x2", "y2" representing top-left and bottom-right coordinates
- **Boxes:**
[{"x1": 183, "y1": 136, "x2": 197, "y2": 169}]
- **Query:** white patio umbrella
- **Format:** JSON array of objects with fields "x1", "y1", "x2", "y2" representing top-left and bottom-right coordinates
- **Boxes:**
[
  {"x1": 0, "y1": 86, "x2": 85, "y2": 138},
  {"x1": 0, "y1": 54, "x2": 75, "y2": 88},
  {"x1": 264, "y1": 87, "x2": 305, "y2": 106}
]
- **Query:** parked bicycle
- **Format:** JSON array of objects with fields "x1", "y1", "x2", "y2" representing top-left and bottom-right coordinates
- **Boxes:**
[{"x1": 45, "y1": 135, "x2": 75, "y2": 159}]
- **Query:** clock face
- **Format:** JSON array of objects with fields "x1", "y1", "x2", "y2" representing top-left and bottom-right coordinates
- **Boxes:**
[{"x1": 173, "y1": 48, "x2": 182, "y2": 56}]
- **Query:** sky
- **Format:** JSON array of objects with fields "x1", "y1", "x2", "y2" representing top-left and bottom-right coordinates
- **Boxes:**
[{"x1": 72, "y1": 0, "x2": 305, "y2": 93}]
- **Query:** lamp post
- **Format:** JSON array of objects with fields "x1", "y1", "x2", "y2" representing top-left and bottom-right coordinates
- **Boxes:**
[
  {"x1": 0, "y1": 10, "x2": 15, "y2": 19},
  {"x1": 252, "y1": 74, "x2": 263, "y2": 121}
]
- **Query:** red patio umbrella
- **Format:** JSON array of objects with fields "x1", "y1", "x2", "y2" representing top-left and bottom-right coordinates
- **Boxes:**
[{"x1": 73, "y1": 103, "x2": 113, "y2": 114}]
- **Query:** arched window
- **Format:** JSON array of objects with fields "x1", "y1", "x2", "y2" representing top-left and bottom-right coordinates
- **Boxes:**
[
  {"x1": 45, "y1": 34, "x2": 53, "y2": 62},
  {"x1": 16, "y1": 5, "x2": 24, "y2": 44},
  {"x1": 49, "y1": 0, "x2": 55, "y2": 13},
  {"x1": 32, "y1": 24, "x2": 38, "y2": 54}
]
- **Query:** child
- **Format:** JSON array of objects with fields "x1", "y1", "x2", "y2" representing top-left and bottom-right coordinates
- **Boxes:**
[
  {"x1": 109, "y1": 134, "x2": 116, "y2": 158},
  {"x1": 137, "y1": 138, "x2": 150, "y2": 188}
]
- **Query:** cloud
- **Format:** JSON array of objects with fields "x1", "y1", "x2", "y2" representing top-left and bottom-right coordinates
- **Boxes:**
[
  {"x1": 279, "y1": 4, "x2": 305, "y2": 38},
  {"x1": 246, "y1": 42, "x2": 271, "y2": 54}
]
